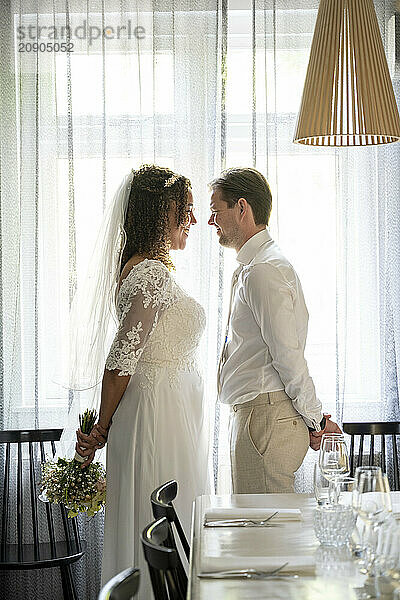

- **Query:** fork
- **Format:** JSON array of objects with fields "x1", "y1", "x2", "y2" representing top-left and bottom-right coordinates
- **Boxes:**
[
  {"x1": 198, "y1": 562, "x2": 290, "y2": 579},
  {"x1": 204, "y1": 510, "x2": 279, "y2": 527}
]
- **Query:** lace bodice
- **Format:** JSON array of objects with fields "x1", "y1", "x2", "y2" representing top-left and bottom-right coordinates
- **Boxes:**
[{"x1": 105, "y1": 259, "x2": 206, "y2": 378}]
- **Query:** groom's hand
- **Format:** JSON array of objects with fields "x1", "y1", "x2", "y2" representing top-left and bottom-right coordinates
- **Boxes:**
[
  {"x1": 323, "y1": 418, "x2": 342, "y2": 435},
  {"x1": 309, "y1": 433, "x2": 321, "y2": 451},
  {"x1": 309, "y1": 418, "x2": 342, "y2": 451}
]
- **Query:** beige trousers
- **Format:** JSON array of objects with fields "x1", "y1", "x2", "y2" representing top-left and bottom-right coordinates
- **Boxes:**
[{"x1": 229, "y1": 391, "x2": 310, "y2": 494}]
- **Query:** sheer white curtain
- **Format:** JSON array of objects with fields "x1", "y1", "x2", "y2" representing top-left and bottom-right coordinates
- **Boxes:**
[
  {"x1": 215, "y1": 0, "x2": 339, "y2": 491},
  {"x1": 0, "y1": 1, "x2": 220, "y2": 597},
  {"x1": 214, "y1": 0, "x2": 400, "y2": 492},
  {"x1": 2, "y1": 0, "x2": 220, "y2": 431}
]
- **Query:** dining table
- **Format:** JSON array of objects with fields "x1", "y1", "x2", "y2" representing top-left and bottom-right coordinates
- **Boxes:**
[{"x1": 187, "y1": 491, "x2": 400, "y2": 600}]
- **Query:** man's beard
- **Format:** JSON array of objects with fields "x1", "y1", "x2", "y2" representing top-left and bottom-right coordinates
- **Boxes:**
[{"x1": 218, "y1": 232, "x2": 237, "y2": 248}]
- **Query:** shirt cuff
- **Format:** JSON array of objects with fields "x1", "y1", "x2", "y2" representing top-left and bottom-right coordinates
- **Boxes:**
[{"x1": 303, "y1": 414, "x2": 324, "y2": 431}]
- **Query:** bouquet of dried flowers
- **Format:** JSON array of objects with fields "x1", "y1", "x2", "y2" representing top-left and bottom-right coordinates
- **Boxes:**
[{"x1": 40, "y1": 409, "x2": 106, "y2": 518}]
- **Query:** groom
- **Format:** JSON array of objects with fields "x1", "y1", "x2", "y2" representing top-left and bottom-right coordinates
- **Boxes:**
[{"x1": 209, "y1": 167, "x2": 341, "y2": 493}]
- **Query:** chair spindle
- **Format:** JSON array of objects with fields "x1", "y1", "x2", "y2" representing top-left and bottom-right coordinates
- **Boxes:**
[
  {"x1": 358, "y1": 435, "x2": 364, "y2": 467},
  {"x1": 393, "y1": 434, "x2": 399, "y2": 490},
  {"x1": 71, "y1": 517, "x2": 82, "y2": 552},
  {"x1": 17, "y1": 442, "x2": 23, "y2": 561},
  {"x1": 50, "y1": 439, "x2": 74, "y2": 553},
  {"x1": 149, "y1": 569, "x2": 168, "y2": 600},
  {"x1": 29, "y1": 442, "x2": 40, "y2": 561},
  {"x1": 381, "y1": 434, "x2": 386, "y2": 473},
  {"x1": 369, "y1": 435, "x2": 375, "y2": 466},
  {"x1": 349, "y1": 435, "x2": 355, "y2": 476},
  {"x1": 1, "y1": 443, "x2": 10, "y2": 559},
  {"x1": 51, "y1": 441, "x2": 56, "y2": 457},
  {"x1": 40, "y1": 441, "x2": 56, "y2": 557},
  {"x1": 174, "y1": 519, "x2": 190, "y2": 561},
  {"x1": 166, "y1": 569, "x2": 180, "y2": 600}
]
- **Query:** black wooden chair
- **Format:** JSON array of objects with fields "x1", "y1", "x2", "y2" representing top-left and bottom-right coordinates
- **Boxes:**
[
  {"x1": 141, "y1": 518, "x2": 185, "y2": 600},
  {"x1": 98, "y1": 567, "x2": 140, "y2": 600},
  {"x1": 0, "y1": 429, "x2": 86, "y2": 599},
  {"x1": 342, "y1": 422, "x2": 400, "y2": 489},
  {"x1": 151, "y1": 481, "x2": 189, "y2": 597},
  {"x1": 150, "y1": 480, "x2": 190, "y2": 560}
]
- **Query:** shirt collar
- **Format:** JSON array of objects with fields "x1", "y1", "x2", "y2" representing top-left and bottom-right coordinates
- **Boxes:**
[{"x1": 236, "y1": 228, "x2": 272, "y2": 265}]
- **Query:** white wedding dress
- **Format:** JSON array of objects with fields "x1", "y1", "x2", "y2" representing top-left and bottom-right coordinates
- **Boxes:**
[{"x1": 101, "y1": 259, "x2": 209, "y2": 598}]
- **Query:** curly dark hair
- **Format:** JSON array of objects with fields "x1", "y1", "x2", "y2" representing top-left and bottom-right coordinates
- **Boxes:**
[{"x1": 120, "y1": 164, "x2": 191, "y2": 272}]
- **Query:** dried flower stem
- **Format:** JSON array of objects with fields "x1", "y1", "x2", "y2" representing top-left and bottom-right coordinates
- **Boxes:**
[{"x1": 79, "y1": 409, "x2": 98, "y2": 435}]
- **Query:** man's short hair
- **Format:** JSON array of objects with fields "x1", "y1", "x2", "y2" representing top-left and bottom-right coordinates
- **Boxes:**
[{"x1": 209, "y1": 167, "x2": 272, "y2": 225}]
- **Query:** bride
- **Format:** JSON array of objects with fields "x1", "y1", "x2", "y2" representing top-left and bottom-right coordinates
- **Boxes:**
[{"x1": 73, "y1": 165, "x2": 209, "y2": 596}]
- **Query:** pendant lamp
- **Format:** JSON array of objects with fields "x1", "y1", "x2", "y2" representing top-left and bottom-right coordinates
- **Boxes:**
[{"x1": 293, "y1": 0, "x2": 400, "y2": 146}]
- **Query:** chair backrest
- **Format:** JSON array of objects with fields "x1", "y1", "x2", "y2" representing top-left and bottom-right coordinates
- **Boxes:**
[
  {"x1": 98, "y1": 567, "x2": 140, "y2": 600},
  {"x1": 141, "y1": 518, "x2": 185, "y2": 600},
  {"x1": 0, "y1": 429, "x2": 82, "y2": 566},
  {"x1": 150, "y1": 480, "x2": 190, "y2": 560},
  {"x1": 342, "y1": 422, "x2": 400, "y2": 489}
]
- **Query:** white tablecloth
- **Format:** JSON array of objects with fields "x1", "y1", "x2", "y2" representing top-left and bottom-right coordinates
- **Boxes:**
[{"x1": 188, "y1": 492, "x2": 400, "y2": 600}]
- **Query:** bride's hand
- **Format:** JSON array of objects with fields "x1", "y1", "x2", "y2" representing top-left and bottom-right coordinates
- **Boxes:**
[
  {"x1": 76, "y1": 425, "x2": 107, "y2": 451},
  {"x1": 75, "y1": 425, "x2": 106, "y2": 466},
  {"x1": 75, "y1": 422, "x2": 109, "y2": 468},
  {"x1": 78, "y1": 446, "x2": 96, "y2": 469},
  {"x1": 92, "y1": 423, "x2": 109, "y2": 444}
]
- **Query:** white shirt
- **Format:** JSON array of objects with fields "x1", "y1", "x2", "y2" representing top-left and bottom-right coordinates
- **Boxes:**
[{"x1": 219, "y1": 228, "x2": 323, "y2": 430}]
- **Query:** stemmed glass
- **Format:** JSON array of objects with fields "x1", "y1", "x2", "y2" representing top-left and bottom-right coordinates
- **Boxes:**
[
  {"x1": 313, "y1": 462, "x2": 330, "y2": 505},
  {"x1": 329, "y1": 476, "x2": 356, "y2": 505},
  {"x1": 319, "y1": 434, "x2": 350, "y2": 501},
  {"x1": 353, "y1": 467, "x2": 392, "y2": 525},
  {"x1": 375, "y1": 517, "x2": 400, "y2": 583},
  {"x1": 352, "y1": 467, "x2": 392, "y2": 573}
]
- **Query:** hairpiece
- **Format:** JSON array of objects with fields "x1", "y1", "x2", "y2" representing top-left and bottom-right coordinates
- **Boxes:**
[{"x1": 164, "y1": 173, "x2": 180, "y2": 188}]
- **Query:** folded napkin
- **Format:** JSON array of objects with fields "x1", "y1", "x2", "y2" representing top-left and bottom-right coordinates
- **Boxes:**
[
  {"x1": 204, "y1": 507, "x2": 302, "y2": 524},
  {"x1": 200, "y1": 554, "x2": 315, "y2": 575}
]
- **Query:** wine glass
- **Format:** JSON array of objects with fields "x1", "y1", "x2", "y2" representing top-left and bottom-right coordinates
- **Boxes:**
[
  {"x1": 353, "y1": 469, "x2": 392, "y2": 573},
  {"x1": 381, "y1": 520, "x2": 400, "y2": 583},
  {"x1": 352, "y1": 466, "x2": 384, "y2": 530},
  {"x1": 355, "y1": 471, "x2": 392, "y2": 525},
  {"x1": 329, "y1": 476, "x2": 356, "y2": 505},
  {"x1": 319, "y1": 434, "x2": 350, "y2": 501},
  {"x1": 351, "y1": 467, "x2": 382, "y2": 568},
  {"x1": 375, "y1": 517, "x2": 400, "y2": 581},
  {"x1": 313, "y1": 462, "x2": 330, "y2": 505},
  {"x1": 354, "y1": 465, "x2": 382, "y2": 485}
]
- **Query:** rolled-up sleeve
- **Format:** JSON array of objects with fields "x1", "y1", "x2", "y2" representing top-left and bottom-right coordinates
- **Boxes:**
[{"x1": 244, "y1": 263, "x2": 323, "y2": 429}]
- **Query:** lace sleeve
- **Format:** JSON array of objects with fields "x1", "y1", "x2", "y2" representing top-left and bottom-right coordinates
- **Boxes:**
[{"x1": 105, "y1": 261, "x2": 174, "y2": 376}]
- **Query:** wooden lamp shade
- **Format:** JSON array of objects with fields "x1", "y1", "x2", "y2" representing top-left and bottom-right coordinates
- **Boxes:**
[{"x1": 293, "y1": 0, "x2": 400, "y2": 146}]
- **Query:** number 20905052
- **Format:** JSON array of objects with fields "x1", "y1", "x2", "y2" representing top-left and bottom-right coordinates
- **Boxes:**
[{"x1": 18, "y1": 42, "x2": 74, "y2": 52}]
